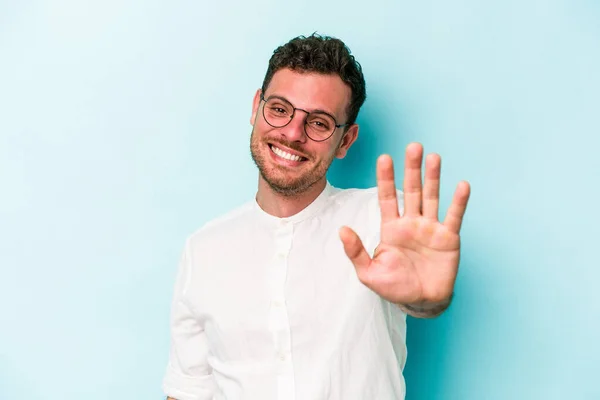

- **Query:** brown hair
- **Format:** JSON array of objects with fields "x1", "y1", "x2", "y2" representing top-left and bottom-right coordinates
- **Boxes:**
[{"x1": 261, "y1": 33, "x2": 367, "y2": 126}]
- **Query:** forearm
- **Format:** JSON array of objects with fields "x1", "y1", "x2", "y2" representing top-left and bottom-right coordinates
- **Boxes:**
[{"x1": 397, "y1": 293, "x2": 454, "y2": 318}]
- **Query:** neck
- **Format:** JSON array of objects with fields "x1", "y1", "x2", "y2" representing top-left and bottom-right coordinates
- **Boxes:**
[{"x1": 255, "y1": 176, "x2": 327, "y2": 218}]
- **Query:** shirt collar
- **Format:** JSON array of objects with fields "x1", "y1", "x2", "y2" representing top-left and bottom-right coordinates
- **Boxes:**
[{"x1": 253, "y1": 181, "x2": 335, "y2": 225}]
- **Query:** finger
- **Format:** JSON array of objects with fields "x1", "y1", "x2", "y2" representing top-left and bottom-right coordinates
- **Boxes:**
[
  {"x1": 339, "y1": 226, "x2": 372, "y2": 274},
  {"x1": 403, "y1": 142, "x2": 424, "y2": 216},
  {"x1": 376, "y1": 154, "x2": 400, "y2": 222},
  {"x1": 443, "y1": 181, "x2": 471, "y2": 233},
  {"x1": 422, "y1": 153, "x2": 441, "y2": 221}
]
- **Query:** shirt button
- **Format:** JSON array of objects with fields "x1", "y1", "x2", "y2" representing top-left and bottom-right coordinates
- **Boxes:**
[{"x1": 272, "y1": 299, "x2": 284, "y2": 308}]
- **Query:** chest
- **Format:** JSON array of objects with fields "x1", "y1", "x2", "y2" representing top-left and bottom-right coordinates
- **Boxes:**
[{"x1": 186, "y1": 219, "x2": 381, "y2": 363}]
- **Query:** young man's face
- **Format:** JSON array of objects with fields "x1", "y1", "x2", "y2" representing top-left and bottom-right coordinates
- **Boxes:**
[{"x1": 250, "y1": 68, "x2": 359, "y2": 196}]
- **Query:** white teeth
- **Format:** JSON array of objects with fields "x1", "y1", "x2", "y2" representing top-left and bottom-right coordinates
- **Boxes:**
[{"x1": 271, "y1": 145, "x2": 302, "y2": 161}]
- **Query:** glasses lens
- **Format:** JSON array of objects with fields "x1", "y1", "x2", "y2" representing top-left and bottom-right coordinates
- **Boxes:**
[
  {"x1": 264, "y1": 98, "x2": 293, "y2": 127},
  {"x1": 305, "y1": 112, "x2": 335, "y2": 141}
]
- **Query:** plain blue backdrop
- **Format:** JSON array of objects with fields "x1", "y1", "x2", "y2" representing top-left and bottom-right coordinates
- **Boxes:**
[{"x1": 1, "y1": 1, "x2": 599, "y2": 399}]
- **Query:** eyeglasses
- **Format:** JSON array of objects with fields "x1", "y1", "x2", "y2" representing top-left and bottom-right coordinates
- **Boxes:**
[{"x1": 260, "y1": 94, "x2": 349, "y2": 142}]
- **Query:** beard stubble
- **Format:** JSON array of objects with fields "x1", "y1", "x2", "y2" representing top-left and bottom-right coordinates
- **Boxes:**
[{"x1": 249, "y1": 128, "x2": 339, "y2": 197}]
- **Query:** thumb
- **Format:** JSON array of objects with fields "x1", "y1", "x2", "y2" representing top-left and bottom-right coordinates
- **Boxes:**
[{"x1": 339, "y1": 226, "x2": 372, "y2": 274}]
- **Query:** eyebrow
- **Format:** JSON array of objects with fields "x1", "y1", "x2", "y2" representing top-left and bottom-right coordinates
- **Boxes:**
[{"x1": 267, "y1": 94, "x2": 339, "y2": 119}]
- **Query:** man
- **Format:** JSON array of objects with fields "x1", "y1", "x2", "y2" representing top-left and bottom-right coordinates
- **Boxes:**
[{"x1": 163, "y1": 33, "x2": 470, "y2": 400}]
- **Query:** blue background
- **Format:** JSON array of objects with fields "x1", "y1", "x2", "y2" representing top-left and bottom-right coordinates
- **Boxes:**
[{"x1": 1, "y1": 1, "x2": 599, "y2": 399}]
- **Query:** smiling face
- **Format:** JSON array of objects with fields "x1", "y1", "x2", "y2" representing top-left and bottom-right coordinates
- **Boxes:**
[{"x1": 250, "y1": 68, "x2": 359, "y2": 196}]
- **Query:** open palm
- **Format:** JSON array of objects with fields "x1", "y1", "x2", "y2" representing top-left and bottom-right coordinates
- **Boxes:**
[{"x1": 339, "y1": 142, "x2": 471, "y2": 306}]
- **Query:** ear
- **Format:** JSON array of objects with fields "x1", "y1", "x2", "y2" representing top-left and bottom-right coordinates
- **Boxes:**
[
  {"x1": 250, "y1": 89, "x2": 262, "y2": 126},
  {"x1": 335, "y1": 124, "x2": 359, "y2": 159}
]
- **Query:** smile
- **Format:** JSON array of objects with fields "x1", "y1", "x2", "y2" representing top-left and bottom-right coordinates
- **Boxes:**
[{"x1": 269, "y1": 144, "x2": 307, "y2": 162}]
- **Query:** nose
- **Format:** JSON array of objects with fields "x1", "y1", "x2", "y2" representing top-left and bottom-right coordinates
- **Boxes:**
[{"x1": 279, "y1": 110, "x2": 308, "y2": 143}]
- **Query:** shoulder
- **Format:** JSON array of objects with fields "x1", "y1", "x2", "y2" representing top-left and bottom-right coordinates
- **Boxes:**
[
  {"x1": 186, "y1": 200, "x2": 256, "y2": 248},
  {"x1": 328, "y1": 185, "x2": 404, "y2": 216},
  {"x1": 324, "y1": 185, "x2": 404, "y2": 250}
]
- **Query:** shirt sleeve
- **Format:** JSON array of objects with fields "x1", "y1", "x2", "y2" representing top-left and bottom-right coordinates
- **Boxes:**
[
  {"x1": 163, "y1": 239, "x2": 217, "y2": 400},
  {"x1": 384, "y1": 299, "x2": 408, "y2": 371}
]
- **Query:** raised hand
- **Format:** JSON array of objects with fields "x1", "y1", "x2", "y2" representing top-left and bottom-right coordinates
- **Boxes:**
[{"x1": 339, "y1": 142, "x2": 471, "y2": 312}]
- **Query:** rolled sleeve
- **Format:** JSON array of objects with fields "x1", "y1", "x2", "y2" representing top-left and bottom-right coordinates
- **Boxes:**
[{"x1": 163, "y1": 239, "x2": 216, "y2": 400}]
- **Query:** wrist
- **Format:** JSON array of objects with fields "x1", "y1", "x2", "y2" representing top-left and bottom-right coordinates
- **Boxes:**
[{"x1": 397, "y1": 293, "x2": 454, "y2": 318}]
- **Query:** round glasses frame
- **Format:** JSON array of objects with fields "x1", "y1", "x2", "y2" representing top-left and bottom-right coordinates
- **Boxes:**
[{"x1": 260, "y1": 94, "x2": 350, "y2": 142}]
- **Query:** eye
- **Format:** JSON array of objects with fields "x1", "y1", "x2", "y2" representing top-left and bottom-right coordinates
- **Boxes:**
[
  {"x1": 267, "y1": 101, "x2": 292, "y2": 117},
  {"x1": 312, "y1": 121, "x2": 328, "y2": 130},
  {"x1": 307, "y1": 116, "x2": 332, "y2": 131}
]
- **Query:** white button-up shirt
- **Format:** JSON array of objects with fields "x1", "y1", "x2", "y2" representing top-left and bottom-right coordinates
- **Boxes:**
[{"x1": 163, "y1": 182, "x2": 407, "y2": 400}]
